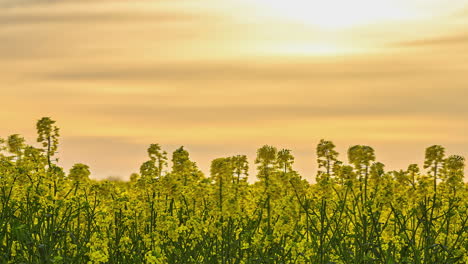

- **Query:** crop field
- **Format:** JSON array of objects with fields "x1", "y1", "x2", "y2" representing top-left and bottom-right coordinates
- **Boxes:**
[{"x1": 0, "y1": 118, "x2": 466, "y2": 263}]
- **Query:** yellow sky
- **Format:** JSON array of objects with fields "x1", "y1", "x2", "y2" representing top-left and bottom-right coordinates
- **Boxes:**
[{"x1": 1, "y1": 0, "x2": 467, "y2": 181}]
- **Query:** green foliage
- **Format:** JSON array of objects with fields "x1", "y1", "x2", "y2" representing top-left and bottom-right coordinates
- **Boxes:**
[
  {"x1": 316, "y1": 139, "x2": 339, "y2": 183},
  {"x1": 424, "y1": 145, "x2": 445, "y2": 177},
  {"x1": 348, "y1": 145, "x2": 375, "y2": 170},
  {"x1": 147, "y1": 144, "x2": 168, "y2": 177},
  {"x1": 36, "y1": 117, "x2": 60, "y2": 167},
  {"x1": 0, "y1": 118, "x2": 467, "y2": 264},
  {"x1": 442, "y1": 155, "x2": 465, "y2": 191},
  {"x1": 140, "y1": 160, "x2": 158, "y2": 180},
  {"x1": 7, "y1": 134, "x2": 26, "y2": 158},
  {"x1": 69, "y1": 163, "x2": 91, "y2": 183}
]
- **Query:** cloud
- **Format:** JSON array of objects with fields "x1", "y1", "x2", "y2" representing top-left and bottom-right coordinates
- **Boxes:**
[
  {"x1": 54, "y1": 95, "x2": 467, "y2": 133},
  {"x1": 0, "y1": 0, "x2": 77, "y2": 8},
  {"x1": 0, "y1": 11, "x2": 205, "y2": 26},
  {"x1": 394, "y1": 33, "x2": 468, "y2": 47},
  {"x1": 37, "y1": 58, "x2": 441, "y2": 82},
  {"x1": 0, "y1": 1, "x2": 224, "y2": 61},
  {"x1": 0, "y1": 0, "x2": 123, "y2": 9}
]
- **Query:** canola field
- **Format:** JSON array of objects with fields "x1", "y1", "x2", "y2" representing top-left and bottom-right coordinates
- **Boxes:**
[{"x1": 0, "y1": 118, "x2": 467, "y2": 263}]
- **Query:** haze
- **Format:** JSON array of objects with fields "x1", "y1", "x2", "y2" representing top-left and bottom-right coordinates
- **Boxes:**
[{"x1": 1, "y1": 0, "x2": 467, "y2": 181}]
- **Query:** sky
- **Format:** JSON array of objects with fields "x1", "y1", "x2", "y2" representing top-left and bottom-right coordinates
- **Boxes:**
[{"x1": 1, "y1": 0, "x2": 467, "y2": 181}]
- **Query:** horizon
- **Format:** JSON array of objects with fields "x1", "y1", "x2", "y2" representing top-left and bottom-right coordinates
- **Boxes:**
[{"x1": 2, "y1": 117, "x2": 467, "y2": 182}]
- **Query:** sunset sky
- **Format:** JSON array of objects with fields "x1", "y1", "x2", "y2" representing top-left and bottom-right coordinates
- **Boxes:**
[{"x1": 1, "y1": 0, "x2": 467, "y2": 181}]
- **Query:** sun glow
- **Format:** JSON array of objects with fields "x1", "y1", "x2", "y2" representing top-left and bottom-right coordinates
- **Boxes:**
[
  {"x1": 251, "y1": 0, "x2": 407, "y2": 29},
  {"x1": 250, "y1": 0, "x2": 467, "y2": 30}
]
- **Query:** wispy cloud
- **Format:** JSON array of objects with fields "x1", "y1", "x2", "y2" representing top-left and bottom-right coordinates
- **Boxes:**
[
  {"x1": 33, "y1": 54, "x2": 459, "y2": 84},
  {"x1": 0, "y1": 0, "x2": 127, "y2": 9},
  {"x1": 0, "y1": 11, "x2": 204, "y2": 26},
  {"x1": 395, "y1": 33, "x2": 468, "y2": 47}
]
